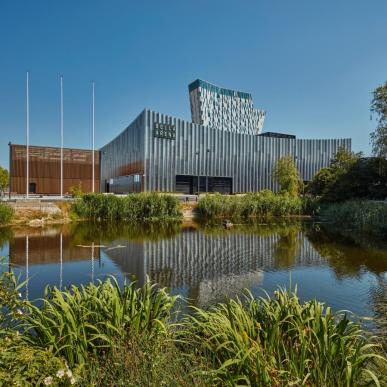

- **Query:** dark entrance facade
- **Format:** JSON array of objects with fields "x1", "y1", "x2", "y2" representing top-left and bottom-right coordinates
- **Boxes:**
[{"x1": 175, "y1": 175, "x2": 232, "y2": 194}]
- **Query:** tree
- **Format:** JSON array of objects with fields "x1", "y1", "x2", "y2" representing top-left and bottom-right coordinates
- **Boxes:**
[
  {"x1": 306, "y1": 167, "x2": 335, "y2": 196},
  {"x1": 330, "y1": 146, "x2": 362, "y2": 174},
  {"x1": 272, "y1": 156, "x2": 301, "y2": 197},
  {"x1": 370, "y1": 82, "x2": 387, "y2": 158},
  {"x1": 0, "y1": 167, "x2": 9, "y2": 196}
]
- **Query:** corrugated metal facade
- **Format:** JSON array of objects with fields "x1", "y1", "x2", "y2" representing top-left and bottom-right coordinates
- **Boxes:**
[
  {"x1": 100, "y1": 112, "x2": 145, "y2": 192},
  {"x1": 100, "y1": 109, "x2": 351, "y2": 194},
  {"x1": 10, "y1": 144, "x2": 100, "y2": 194}
]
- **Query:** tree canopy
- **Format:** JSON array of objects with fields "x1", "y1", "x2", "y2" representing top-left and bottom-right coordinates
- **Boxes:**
[
  {"x1": 0, "y1": 167, "x2": 9, "y2": 196},
  {"x1": 306, "y1": 148, "x2": 387, "y2": 201},
  {"x1": 272, "y1": 156, "x2": 301, "y2": 197},
  {"x1": 370, "y1": 82, "x2": 387, "y2": 158}
]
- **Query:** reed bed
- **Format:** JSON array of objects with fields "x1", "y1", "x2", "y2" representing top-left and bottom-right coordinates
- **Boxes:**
[
  {"x1": 180, "y1": 287, "x2": 386, "y2": 386},
  {"x1": 196, "y1": 191, "x2": 313, "y2": 219},
  {"x1": 1, "y1": 273, "x2": 385, "y2": 385},
  {"x1": 320, "y1": 200, "x2": 387, "y2": 238},
  {"x1": 72, "y1": 192, "x2": 182, "y2": 221},
  {"x1": 19, "y1": 279, "x2": 177, "y2": 367}
]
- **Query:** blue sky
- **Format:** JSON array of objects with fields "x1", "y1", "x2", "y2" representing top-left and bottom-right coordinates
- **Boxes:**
[{"x1": 1, "y1": 0, "x2": 386, "y2": 167}]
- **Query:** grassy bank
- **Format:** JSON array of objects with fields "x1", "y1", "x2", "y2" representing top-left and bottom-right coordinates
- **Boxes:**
[
  {"x1": 197, "y1": 191, "x2": 315, "y2": 219},
  {"x1": 0, "y1": 202, "x2": 14, "y2": 225},
  {"x1": 72, "y1": 192, "x2": 182, "y2": 222},
  {"x1": 0, "y1": 273, "x2": 385, "y2": 386},
  {"x1": 320, "y1": 200, "x2": 387, "y2": 238}
]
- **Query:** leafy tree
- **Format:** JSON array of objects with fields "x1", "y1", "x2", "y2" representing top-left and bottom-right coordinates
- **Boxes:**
[
  {"x1": 306, "y1": 168, "x2": 335, "y2": 197},
  {"x1": 0, "y1": 167, "x2": 9, "y2": 196},
  {"x1": 272, "y1": 156, "x2": 301, "y2": 197},
  {"x1": 306, "y1": 148, "x2": 387, "y2": 201},
  {"x1": 370, "y1": 82, "x2": 387, "y2": 158},
  {"x1": 330, "y1": 146, "x2": 362, "y2": 173}
]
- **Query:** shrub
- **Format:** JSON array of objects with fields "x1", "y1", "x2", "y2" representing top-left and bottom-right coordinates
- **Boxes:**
[
  {"x1": 72, "y1": 193, "x2": 182, "y2": 221},
  {"x1": 180, "y1": 287, "x2": 386, "y2": 386},
  {"x1": 0, "y1": 203, "x2": 14, "y2": 224},
  {"x1": 0, "y1": 336, "x2": 78, "y2": 386}
]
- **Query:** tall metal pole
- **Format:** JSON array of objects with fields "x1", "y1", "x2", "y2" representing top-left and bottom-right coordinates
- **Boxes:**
[
  {"x1": 59, "y1": 232, "x2": 63, "y2": 290},
  {"x1": 26, "y1": 72, "x2": 29, "y2": 198},
  {"x1": 60, "y1": 76, "x2": 64, "y2": 198},
  {"x1": 25, "y1": 235, "x2": 29, "y2": 300},
  {"x1": 92, "y1": 81, "x2": 95, "y2": 193}
]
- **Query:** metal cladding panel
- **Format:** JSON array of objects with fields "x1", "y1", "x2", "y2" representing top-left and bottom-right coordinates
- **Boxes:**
[
  {"x1": 142, "y1": 109, "x2": 351, "y2": 193},
  {"x1": 10, "y1": 144, "x2": 100, "y2": 194},
  {"x1": 101, "y1": 109, "x2": 352, "y2": 193},
  {"x1": 100, "y1": 110, "x2": 146, "y2": 192}
]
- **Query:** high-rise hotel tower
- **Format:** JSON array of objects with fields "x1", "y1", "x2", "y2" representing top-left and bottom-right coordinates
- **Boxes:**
[{"x1": 189, "y1": 79, "x2": 265, "y2": 135}]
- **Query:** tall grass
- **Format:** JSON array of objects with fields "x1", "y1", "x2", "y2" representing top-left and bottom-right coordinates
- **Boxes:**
[
  {"x1": 0, "y1": 202, "x2": 14, "y2": 224},
  {"x1": 180, "y1": 287, "x2": 385, "y2": 386},
  {"x1": 72, "y1": 192, "x2": 182, "y2": 221},
  {"x1": 20, "y1": 278, "x2": 177, "y2": 366},
  {"x1": 1, "y1": 272, "x2": 385, "y2": 385},
  {"x1": 320, "y1": 200, "x2": 387, "y2": 238},
  {"x1": 197, "y1": 191, "x2": 313, "y2": 219}
]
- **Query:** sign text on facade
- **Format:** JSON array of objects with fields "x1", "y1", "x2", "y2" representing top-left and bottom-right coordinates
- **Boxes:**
[{"x1": 153, "y1": 122, "x2": 176, "y2": 140}]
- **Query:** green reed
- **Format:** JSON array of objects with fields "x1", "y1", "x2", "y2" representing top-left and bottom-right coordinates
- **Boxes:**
[
  {"x1": 180, "y1": 287, "x2": 386, "y2": 386},
  {"x1": 20, "y1": 278, "x2": 177, "y2": 366},
  {"x1": 72, "y1": 192, "x2": 182, "y2": 221},
  {"x1": 1, "y1": 271, "x2": 385, "y2": 385},
  {"x1": 196, "y1": 191, "x2": 312, "y2": 219},
  {"x1": 320, "y1": 200, "x2": 387, "y2": 237}
]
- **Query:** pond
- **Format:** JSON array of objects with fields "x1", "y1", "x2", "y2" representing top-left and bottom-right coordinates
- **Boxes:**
[{"x1": 0, "y1": 220, "x2": 386, "y2": 333}]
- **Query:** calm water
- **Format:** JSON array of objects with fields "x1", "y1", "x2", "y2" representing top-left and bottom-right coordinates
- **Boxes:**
[{"x1": 0, "y1": 221, "x2": 386, "y2": 332}]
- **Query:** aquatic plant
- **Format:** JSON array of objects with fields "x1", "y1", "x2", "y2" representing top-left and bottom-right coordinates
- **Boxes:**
[
  {"x1": 320, "y1": 200, "x2": 387, "y2": 238},
  {"x1": 196, "y1": 191, "x2": 307, "y2": 219},
  {"x1": 180, "y1": 287, "x2": 386, "y2": 386},
  {"x1": 1, "y1": 269, "x2": 385, "y2": 385},
  {"x1": 72, "y1": 192, "x2": 182, "y2": 221},
  {"x1": 20, "y1": 278, "x2": 178, "y2": 366}
]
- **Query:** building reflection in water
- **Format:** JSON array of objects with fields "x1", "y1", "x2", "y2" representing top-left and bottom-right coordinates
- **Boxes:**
[{"x1": 6, "y1": 223, "x2": 387, "y2": 312}]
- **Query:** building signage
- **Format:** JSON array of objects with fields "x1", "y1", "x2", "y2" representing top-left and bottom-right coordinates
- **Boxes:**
[{"x1": 153, "y1": 122, "x2": 176, "y2": 140}]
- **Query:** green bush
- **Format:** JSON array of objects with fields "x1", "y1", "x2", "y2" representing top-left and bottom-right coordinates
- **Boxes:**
[
  {"x1": 0, "y1": 203, "x2": 14, "y2": 224},
  {"x1": 72, "y1": 192, "x2": 182, "y2": 221},
  {"x1": 320, "y1": 200, "x2": 387, "y2": 237},
  {"x1": 0, "y1": 336, "x2": 78, "y2": 386},
  {"x1": 197, "y1": 191, "x2": 307, "y2": 219},
  {"x1": 180, "y1": 287, "x2": 386, "y2": 386}
]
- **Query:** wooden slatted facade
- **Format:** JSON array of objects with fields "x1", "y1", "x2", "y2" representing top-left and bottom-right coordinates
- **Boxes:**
[{"x1": 9, "y1": 144, "x2": 100, "y2": 194}]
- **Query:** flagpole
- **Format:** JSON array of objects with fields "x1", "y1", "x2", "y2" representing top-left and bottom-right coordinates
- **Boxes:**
[
  {"x1": 60, "y1": 76, "x2": 64, "y2": 198},
  {"x1": 92, "y1": 81, "x2": 95, "y2": 193},
  {"x1": 26, "y1": 71, "x2": 29, "y2": 198}
]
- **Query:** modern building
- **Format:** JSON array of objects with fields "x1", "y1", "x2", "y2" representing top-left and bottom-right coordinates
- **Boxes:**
[
  {"x1": 9, "y1": 79, "x2": 351, "y2": 195},
  {"x1": 100, "y1": 108, "x2": 350, "y2": 194},
  {"x1": 9, "y1": 144, "x2": 100, "y2": 195},
  {"x1": 189, "y1": 79, "x2": 265, "y2": 135}
]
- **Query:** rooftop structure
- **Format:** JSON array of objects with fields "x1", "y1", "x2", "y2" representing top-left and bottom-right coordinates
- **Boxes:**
[{"x1": 189, "y1": 79, "x2": 265, "y2": 135}]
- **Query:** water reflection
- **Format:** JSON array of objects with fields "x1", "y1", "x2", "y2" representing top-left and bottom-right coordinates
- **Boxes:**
[{"x1": 0, "y1": 221, "x2": 386, "y2": 332}]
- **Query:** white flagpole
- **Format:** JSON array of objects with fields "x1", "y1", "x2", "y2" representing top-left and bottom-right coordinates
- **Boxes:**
[
  {"x1": 92, "y1": 81, "x2": 95, "y2": 193},
  {"x1": 60, "y1": 76, "x2": 64, "y2": 198},
  {"x1": 26, "y1": 71, "x2": 29, "y2": 198}
]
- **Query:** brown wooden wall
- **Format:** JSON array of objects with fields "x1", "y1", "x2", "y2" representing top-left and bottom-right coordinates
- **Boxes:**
[{"x1": 10, "y1": 144, "x2": 100, "y2": 194}]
